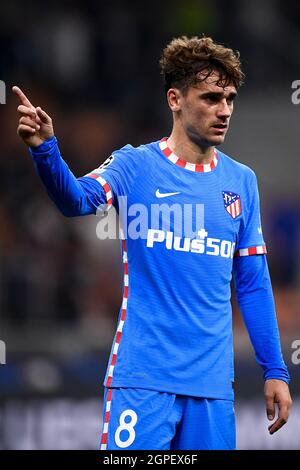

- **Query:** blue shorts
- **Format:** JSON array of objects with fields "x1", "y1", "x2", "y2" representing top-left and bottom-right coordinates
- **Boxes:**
[{"x1": 99, "y1": 387, "x2": 236, "y2": 450}]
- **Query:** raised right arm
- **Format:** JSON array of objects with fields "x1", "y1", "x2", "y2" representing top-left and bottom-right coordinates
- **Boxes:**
[{"x1": 13, "y1": 86, "x2": 108, "y2": 217}]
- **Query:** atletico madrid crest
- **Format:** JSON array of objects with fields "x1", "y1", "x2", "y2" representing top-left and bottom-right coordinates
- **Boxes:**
[{"x1": 222, "y1": 191, "x2": 242, "y2": 219}]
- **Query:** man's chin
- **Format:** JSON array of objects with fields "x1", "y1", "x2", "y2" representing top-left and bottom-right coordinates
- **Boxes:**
[
  {"x1": 207, "y1": 135, "x2": 226, "y2": 146},
  {"x1": 189, "y1": 131, "x2": 226, "y2": 148}
]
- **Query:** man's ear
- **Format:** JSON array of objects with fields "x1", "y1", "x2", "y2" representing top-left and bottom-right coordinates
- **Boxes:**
[{"x1": 167, "y1": 88, "x2": 182, "y2": 112}]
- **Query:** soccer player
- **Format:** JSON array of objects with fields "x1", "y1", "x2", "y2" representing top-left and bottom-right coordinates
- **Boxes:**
[{"x1": 13, "y1": 36, "x2": 292, "y2": 450}]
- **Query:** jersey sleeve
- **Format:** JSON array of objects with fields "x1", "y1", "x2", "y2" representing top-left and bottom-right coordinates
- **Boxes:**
[
  {"x1": 233, "y1": 255, "x2": 290, "y2": 383},
  {"x1": 83, "y1": 144, "x2": 141, "y2": 213},
  {"x1": 29, "y1": 136, "x2": 110, "y2": 217},
  {"x1": 29, "y1": 137, "x2": 140, "y2": 218},
  {"x1": 235, "y1": 170, "x2": 267, "y2": 257}
]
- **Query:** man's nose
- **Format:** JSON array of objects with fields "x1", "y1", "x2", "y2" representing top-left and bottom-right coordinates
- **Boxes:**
[{"x1": 217, "y1": 99, "x2": 232, "y2": 118}]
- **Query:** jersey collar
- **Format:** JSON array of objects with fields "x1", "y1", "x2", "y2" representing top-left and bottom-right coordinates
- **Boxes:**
[{"x1": 159, "y1": 137, "x2": 218, "y2": 173}]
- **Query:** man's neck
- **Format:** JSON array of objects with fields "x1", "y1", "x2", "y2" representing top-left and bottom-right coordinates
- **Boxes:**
[{"x1": 167, "y1": 130, "x2": 215, "y2": 166}]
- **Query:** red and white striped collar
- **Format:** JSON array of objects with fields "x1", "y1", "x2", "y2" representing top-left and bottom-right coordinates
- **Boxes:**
[{"x1": 159, "y1": 137, "x2": 218, "y2": 173}]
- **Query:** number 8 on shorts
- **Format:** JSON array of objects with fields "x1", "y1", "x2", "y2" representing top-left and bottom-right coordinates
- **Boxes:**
[{"x1": 114, "y1": 409, "x2": 138, "y2": 448}]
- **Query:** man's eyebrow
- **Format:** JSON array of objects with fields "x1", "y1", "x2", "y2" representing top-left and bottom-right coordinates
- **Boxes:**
[
  {"x1": 227, "y1": 91, "x2": 238, "y2": 100},
  {"x1": 200, "y1": 91, "x2": 238, "y2": 99}
]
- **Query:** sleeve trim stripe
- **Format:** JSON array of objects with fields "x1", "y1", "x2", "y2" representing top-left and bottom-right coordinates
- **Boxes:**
[
  {"x1": 85, "y1": 172, "x2": 99, "y2": 179},
  {"x1": 85, "y1": 173, "x2": 113, "y2": 206},
  {"x1": 235, "y1": 245, "x2": 267, "y2": 257}
]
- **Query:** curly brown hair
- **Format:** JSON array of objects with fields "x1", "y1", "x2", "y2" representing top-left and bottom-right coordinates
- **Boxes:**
[{"x1": 159, "y1": 36, "x2": 244, "y2": 95}]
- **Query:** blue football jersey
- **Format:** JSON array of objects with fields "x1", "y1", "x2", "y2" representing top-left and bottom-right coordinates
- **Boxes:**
[{"x1": 84, "y1": 138, "x2": 266, "y2": 400}]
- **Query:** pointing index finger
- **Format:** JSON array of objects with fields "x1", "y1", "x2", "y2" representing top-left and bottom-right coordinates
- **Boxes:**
[{"x1": 12, "y1": 86, "x2": 33, "y2": 108}]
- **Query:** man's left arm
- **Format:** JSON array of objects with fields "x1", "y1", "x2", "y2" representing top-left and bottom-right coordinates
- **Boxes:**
[{"x1": 233, "y1": 254, "x2": 292, "y2": 434}]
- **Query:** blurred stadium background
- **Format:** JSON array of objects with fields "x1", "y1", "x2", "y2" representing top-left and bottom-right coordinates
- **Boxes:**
[{"x1": 0, "y1": 0, "x2": 299, "y2": 449}]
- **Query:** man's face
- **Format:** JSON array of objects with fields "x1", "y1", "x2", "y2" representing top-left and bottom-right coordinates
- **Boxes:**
[{"x1": 169, "y1": 71, "x2": 237, "y2": 147}]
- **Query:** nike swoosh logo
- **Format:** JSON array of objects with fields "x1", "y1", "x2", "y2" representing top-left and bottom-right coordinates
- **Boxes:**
[{"x1": 155, "y1": 189, "x2": 181, "y2": 198}]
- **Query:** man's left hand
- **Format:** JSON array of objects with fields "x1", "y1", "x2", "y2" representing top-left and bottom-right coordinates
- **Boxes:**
[{"x1": 264, "y1": 379, "x2": 292, "y2": 435}]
